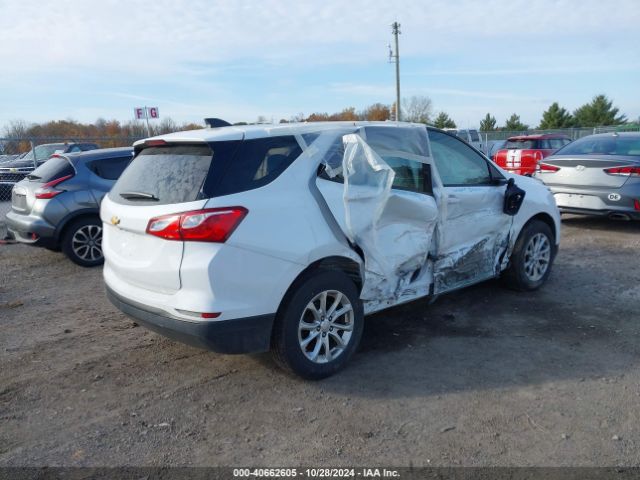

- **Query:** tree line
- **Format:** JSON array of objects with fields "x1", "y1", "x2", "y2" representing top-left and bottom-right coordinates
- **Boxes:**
[{"x1": 1, "y1": 94, "x2": 631, "y2": 153}]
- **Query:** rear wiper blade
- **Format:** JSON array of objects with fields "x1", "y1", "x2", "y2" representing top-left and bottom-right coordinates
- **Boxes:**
[{"x1": 119, "y1": 191, "x2": 159, "y2": 201}]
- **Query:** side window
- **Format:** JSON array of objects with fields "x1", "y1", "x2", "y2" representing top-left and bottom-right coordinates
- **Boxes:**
[
  {"x1": 89, "y1": 156, "x2": 132, "y2": 181},
  {"x1": 68, "y1": 145, "x2": 82, "y2": 153},
  {"x1": 469, "y1": 130, "x2": 480, "y2": 142},
  {"x1": 428, "y1": 130, "x2": 492, "y2": 186},
  {"x1": 211, "y1": 136, "x2": 302, "y2": 197},
  {"x1": 364, "y1": 126, "x2": 432, "y2": 195}
]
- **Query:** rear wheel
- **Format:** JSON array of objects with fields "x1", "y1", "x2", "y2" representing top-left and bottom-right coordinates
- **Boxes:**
[
  {"x1": 61, "y1": 217, "x2": 104, "y2": 267},
  {"x1": 271, "y1": 271, "x2": 364, "y2": 380},
  {"x1": 503, "y1": 220, "x2": 555, "y2": 291}
]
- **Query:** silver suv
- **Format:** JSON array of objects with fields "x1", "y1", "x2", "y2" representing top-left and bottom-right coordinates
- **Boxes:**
[{"x1": 6, "y1": 147, "x2": 133, "y2": 266}]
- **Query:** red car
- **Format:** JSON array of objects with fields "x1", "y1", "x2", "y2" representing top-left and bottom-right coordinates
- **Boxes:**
[{"x1": 494, "y1": 134, "x2": 572, "y2": 176}]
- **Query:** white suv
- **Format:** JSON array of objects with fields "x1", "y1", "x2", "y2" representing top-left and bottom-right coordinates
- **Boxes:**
[{"x1": 102, "y1": 122, "x2": 560, "y2": 379}]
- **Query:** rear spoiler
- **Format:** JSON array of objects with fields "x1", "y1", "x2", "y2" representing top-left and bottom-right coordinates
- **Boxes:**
[{"x1": 204, "y1": 118, "x2": 232, "y2": 128}]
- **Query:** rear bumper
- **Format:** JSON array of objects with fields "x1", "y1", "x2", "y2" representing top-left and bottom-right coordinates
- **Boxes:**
[
  {"x1": 5, "y1": 210, "x2": 58, "y2": 247},
  {"x1": 106, "y1": 285, "x2": 275, "y2": 354},
  {"x1": 547, "y1": 185, "x2": 640, "y2": 220}
]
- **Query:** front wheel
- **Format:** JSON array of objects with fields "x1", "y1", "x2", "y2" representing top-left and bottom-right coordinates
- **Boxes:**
[
  {"x1": 503, "y1": 220, "x2": 555, "y2": 291},
  {"x1": 271, "y1": 271, "x2": 364, "y2": 380},
  {"x1": 61, "y1": 217, "x2": 104, "y2": 267}
]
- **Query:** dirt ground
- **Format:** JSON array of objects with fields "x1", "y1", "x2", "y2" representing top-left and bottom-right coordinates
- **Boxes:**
[{"x1": 1, "y1": 215, "x2": 639, "y2": 467}]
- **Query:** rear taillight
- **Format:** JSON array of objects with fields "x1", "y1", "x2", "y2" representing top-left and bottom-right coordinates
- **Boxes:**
[
  {"x1": 146, "y1": 207, "x2": 248, "y2": 242},
  {"x1": 604, "y1": 166, "x2": 640, "y2": 177},
  {"x1": 538, "y1": 163, "x2": 560, "y2": 173},
  {"x1": 634, "y1": 199, "x2": 640, "y2": 211},
  {"x1": 35, "y1": 174, "x2": 74, "y2": 199}
]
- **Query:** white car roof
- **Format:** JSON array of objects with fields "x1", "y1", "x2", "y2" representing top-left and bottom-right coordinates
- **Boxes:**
[{"x1": 134, "y1": 121, "x2": 426, "y2": 146}]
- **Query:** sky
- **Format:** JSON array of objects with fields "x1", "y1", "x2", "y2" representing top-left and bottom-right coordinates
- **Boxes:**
[{"x1": 0, "y1": 0, "x2": 639, "y2": 130}]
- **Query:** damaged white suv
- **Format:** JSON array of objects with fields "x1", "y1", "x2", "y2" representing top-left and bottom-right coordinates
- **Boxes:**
[{"x1": 102, "y1": 122, "x2": 560, "y2": 379}]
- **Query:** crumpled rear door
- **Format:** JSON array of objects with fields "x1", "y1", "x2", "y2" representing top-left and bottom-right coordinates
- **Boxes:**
[{"x1": 315, "y1": 127, "x2": 440, "y2": 312}]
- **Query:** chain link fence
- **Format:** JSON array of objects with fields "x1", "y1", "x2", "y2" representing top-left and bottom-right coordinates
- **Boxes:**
[{"x1": 0, "y1": 136, "x2": 142, "y2": 239}]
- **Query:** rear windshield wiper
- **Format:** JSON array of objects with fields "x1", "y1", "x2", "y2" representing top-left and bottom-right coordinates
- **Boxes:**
[{"x1": 119, "y1": 191, "x2": 159, "y2": 201}]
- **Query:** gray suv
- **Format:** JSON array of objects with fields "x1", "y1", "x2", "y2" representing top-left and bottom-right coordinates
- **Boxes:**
[{"x1": 5, "y1": 147, "x2": 133, "y2": 266}]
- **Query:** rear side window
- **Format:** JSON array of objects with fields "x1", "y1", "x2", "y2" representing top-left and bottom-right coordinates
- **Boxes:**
[
  {"x1": 28, "y1": 156, "x2": 75, "y2": 182},
  {"x1": 88, "y1": 156, "x2": 132, "y2": 180},
  {"x1": 206, "y1": 136, "x2": 302, "y2": 197},
  {"x1": 111, "y1": 144, "x2": 216, "y2": 205}
]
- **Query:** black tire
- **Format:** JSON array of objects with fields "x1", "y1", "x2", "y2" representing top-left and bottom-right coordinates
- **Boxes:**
[
  {"x1": 503, "y1": 219, "x2": 556, "y2": 291},
  {"x1": 271, "y1": 270, "x2": 364, "y2": 380},
  {"x1": 61, "y1": 217, "x2": 104, "y2": 267}
]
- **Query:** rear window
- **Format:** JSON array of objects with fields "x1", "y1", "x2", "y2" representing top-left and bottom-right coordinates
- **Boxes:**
[
  {"x1": 469, "y1": 130, "x2": 480, "y2": 142},
  {"x1": 111, "y1": 144, "x2": 218, "y2": 205},
  {"x1": 505, "y1": 140, "x2": 538, "y2": 149},
  {"x1": 554, "y1": 135, "x2": 640, "y2": 156},
  {"x1": 28, "y1": 156, "x2": 75, "y2": 183},
  {"x1": 110, "y1": 136, "x2": 302, "y2": 205}
]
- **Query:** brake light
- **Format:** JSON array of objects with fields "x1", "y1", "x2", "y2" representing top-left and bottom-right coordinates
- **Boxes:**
[
  {"x1": 538, "y1": 163, "x2": 560, "y2": 173},
  {"x1": 35, "y1": 174, "x2": 74, "y2": 199},
  {"x1": 144, "y1": 139, "x2": 167, "y2": 147},
  {"x1": 604, "y1": 166, "x2": 640, "y2": 177},
  {"x1": 146, "y1": 207, "x2": 248, "y2": 242},
  {"x1": 634, "y1": 199, "x2": 640, "y2": 211}
]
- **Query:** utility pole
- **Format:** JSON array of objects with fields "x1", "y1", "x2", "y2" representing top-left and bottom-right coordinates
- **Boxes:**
[{"x1": 390, "y1": 22, "x2": 401, "y2": 122}]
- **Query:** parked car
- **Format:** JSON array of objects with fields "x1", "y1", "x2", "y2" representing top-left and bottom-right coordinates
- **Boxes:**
[
  {"x1": 0, "y1": 142, "x2": 99, "y2": 192},
  {"x1": 102, "y1": 122, "x2": 560, "y2": 379},
  {"x1": 5, "y1": 147, "x2": 133, "y2": 266},
  {"x1": 443, "y1": 128, "x2": 483, "y2": 152},
  {"x1": 534, "y1": 132, "x2": 640, "y2": 220},
  {"x1": 493, "y1": 134, "x2": 571, "y2": 176},
  {"x1": 486, "y1": 139, "x2": 507, "y2": 160}
]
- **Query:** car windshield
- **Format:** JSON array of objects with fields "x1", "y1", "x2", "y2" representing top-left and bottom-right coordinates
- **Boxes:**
[
  {"x1": 22, "y1": 144, "x2": 67, "y2": 161},
  {"x1": 554, "y1": 135, "x2": 640, "y2": 156}
]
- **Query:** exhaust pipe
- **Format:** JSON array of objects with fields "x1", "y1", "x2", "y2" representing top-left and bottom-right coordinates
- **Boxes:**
[{"x1": 608, "y1": 212, "x2": 631, "y2": 221}]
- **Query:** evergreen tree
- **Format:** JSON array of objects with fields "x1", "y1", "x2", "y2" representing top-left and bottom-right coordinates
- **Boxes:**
[
  {"x1": 433, "y1": 112, "x2": 456, "y2": 129},
  {"x1": 573, "y1": 95, "x2": 626, "y2": 127}
]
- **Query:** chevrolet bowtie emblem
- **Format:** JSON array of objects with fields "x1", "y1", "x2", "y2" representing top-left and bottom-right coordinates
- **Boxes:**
[{"x1": 111, "y1": 216, "x2": 121, "y2": 226}]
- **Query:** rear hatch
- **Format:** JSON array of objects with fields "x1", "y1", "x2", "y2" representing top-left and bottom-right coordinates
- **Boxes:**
[
  {"x1": 538, "y1": 155, "x2": 638, "y2": 188},
  {"x1": 11, "y1": 155, "x2": 76, "y2": 214},
  {"x1": 102, "y1": 143, "x2": 219, "y2": 294},
  {"x1": 494, "y1": 139, "x2": 550, "y2": 173}
]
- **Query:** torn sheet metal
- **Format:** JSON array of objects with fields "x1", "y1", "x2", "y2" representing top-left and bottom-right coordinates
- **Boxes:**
[{"x1": 337, "y1": 133, "x2": 438, "y2": 304}]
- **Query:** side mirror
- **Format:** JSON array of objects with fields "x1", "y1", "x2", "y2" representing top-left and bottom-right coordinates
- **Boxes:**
[{"x1": 503, "y1": 178, "x2": 526, "y2": 216}]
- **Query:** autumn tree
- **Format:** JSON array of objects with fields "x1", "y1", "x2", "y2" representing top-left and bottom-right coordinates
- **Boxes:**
[
  {"x1": 306, "y1": 112, "x2": 330, "y2": 122},
  {"x1": 479, "y1": 113, "x2": 497, "y2": 131},
  {"x1": 432, "y1": 112, "x2": 456, "y2": 129},
  {"x1": 572, "y1": 95, "x2": 626, "y2": 127},
  {"x1": 402, "y1": 95, "x2": 433, "y2": 124},
  {"x1": 503, "y1": 114, "x2": 529, "y2": 131},
  {"x1": 538, "y1": 103, "x2": 574, "y2": 129},
  {"x1": 358, "y1": 103, "x2": 390, "y2": 121}
]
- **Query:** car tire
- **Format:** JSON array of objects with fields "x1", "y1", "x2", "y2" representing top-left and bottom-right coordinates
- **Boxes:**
[
  {"x1": 61, "y1": 217, "x2": 104, "y2": 267},
  {"x1": 503, "y1": 219, "x2": 555, "y2": 291},
  {"x1": 271, "y1": 271, "x2": 364, "y2": 380}
]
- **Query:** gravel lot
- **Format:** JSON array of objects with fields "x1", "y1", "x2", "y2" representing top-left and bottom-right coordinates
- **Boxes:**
[{"x1": 1, "y1": 215, "x2": 639, "y2": 467}]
